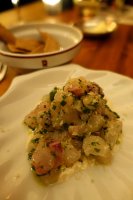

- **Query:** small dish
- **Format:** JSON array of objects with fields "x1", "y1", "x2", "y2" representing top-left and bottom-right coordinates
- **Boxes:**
[
  {"x1": 0, "y1": 22, "x2": 83, "y2": 69},
  {"x1": 75, "y1": 15, "x2": 117, "y2": 37}
]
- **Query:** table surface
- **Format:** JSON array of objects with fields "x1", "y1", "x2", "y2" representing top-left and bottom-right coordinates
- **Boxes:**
[{"x1": 0, "y1": 1, "x2": 133, "y2": 96}]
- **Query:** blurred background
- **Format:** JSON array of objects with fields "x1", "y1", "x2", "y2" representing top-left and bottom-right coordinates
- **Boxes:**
[
  {"x1": 0, "y1": 0, "x2": 37, "y2": 12},
  {"x1": 0, "y1": 0, "x2": 133, "y2": 12}
]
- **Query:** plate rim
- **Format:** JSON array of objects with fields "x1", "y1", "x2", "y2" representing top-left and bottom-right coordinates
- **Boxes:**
[{"x1": 0, "y1": 64, "x2": 133, "y2": 101}]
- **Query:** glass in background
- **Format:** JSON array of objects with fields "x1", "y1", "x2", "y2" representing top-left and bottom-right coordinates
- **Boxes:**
[
  {"x1": 73, "y1": 0, "x2": 126, "y2": 18},
  {"x1": 41, "y1": 0, "x2": 74, "y2": 15},
  {"x1": 41, "y1": 0, "x2": 62, "y2": 15},
  {"x1": 110, "y1": 0, "x2": 133, "y2": 25},
  {"x1": 102, "y1": 0, "x2": 126, "y2": 21},
  {"x1": 73, "y1": 0, "x2": 102, "y2": 20},
  {"x1": 62, "y1": 0, "x2": 74, "y2": 10},
  {"x1": 11, "y1": 0, "x2": 22, "y2": 22},
  {"x1": 104, "y1": 0, "x2": 126, "y2": 12},
  {"x1": 73, "y1": 0, "x2": 120, "y2": 36},
  {"x1": 125, "y1": 0, "x2": 133, "y2": 5},
  {"x1": 115, "y1": 0, "x2": 125, "y2": 10}
]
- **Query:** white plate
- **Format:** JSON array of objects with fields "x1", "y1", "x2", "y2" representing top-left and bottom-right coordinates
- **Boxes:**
[
  {"x1": 0, "y1": 64, "x2": 133, "y2": 200},
  {"x1": 0, "y1": 22, "x2": 83, "y2": 69},
  {"x1": 75, "y1": 15, "x2": 117, "y2": 37}
]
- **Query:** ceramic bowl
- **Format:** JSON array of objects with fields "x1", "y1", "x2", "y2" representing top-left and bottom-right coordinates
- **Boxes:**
[{"x1": 0, "y1": 22, "x2": 83, "y2": 69}]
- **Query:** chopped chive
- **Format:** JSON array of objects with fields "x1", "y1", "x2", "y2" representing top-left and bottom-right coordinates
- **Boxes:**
[
  {"x1": 28, "y1": 148, "x2": 35, "y2": 160},
  {"x1": 52, "y1": 105, "x2": 56, "y2": 110},
  {"x1": 82, "y1": 107, "x2": 90, "y2": 113},
  {"x1": 31, "y1": 165, "x2": 35, "y2": 171},
  {"x1": 62, "y1": 123, "x2": 69, "y2": 130},
  {"x1": 78, "y1": 79, "x2": 82, "y2": 84},
  {"x1": 49, "y1": 87, "x2": 58, "y2": 101},
  {"x1": 62, "y1": 95, "x2": 67, "y2": 100},
  {"x1": 31, "y1": 138, "x2": 40, "y2": 144},
  {"x1": 94, "y1": 148, "x2": 100, "y2": 152},
  {"x1": 60, "y1": 100, "x2": 66, "y2": 106},
  {"x1": 91, "y1": 142, "x2": 99, "y2": 146},
  {"x1": 40, "y1": 129, "x2": 48, "y2": 134}
]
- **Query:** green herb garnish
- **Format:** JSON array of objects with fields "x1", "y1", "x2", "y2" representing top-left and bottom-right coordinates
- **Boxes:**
[
  {"x1": 62, "y1": 123, "x2": 69, "y2": 130},
  {"x1": 40, "y1": 129, "x2": 48, "y2": 134},
  {"x1": 31, "y1": 138, "x2": 40, "y2": 144},
  {"x1": 28, "y1": 148, "x2": 35, "y2": 160},
  {"x1": 49, "y1": 87, "x2": 58, "y2": 101},
  {"x1": 91, "y1": 142, "x2": 99, "y2": 146},
  {"x1": 82, "y1": 107, "x2": 90, "y2": 113},
  {"x1": 52, "y1": 105, "x2": 57, "y2": 110},
  {"x1": 60, "y1": 100, "x2": 66, "y2": 106},
  {"x1": 94, "y1": 148, "x2": 100, "y2": 152}
]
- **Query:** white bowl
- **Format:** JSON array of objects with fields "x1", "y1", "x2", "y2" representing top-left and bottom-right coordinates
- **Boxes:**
[{"x1": 0, "y1": 22, "x2": 83, "y2": 69}]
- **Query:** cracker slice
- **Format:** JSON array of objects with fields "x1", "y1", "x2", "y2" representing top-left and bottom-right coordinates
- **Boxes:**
[
  {"x1": 15, "y1": 38, "x2": 43, "y2": 52},
  {"x1": 0, "y1": 24, "x2": 16, "y2": 44},
  {"x1": 39, "y1": 31, "x2": 60, "y2": 53},
  {"x1": 30, "y1": 43, "x2": 45, "y2": 54},
  {"x1": 7, "y1": 43, "x2": 31, "y2": 53},
  {"x1": 7, "y1": 37, "x2": 44, "y2": 54}
]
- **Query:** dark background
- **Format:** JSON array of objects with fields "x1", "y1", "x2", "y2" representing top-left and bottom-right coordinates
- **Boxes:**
[
  {"x1": 0, "y1": 0, "x2": 132, "y2": 12},
  {"x1": 0, "y1": 0, "x2": 38, "y2": 12},
  {"x1": 0, "y1": 0, "x2": 74, "y2": 12}
]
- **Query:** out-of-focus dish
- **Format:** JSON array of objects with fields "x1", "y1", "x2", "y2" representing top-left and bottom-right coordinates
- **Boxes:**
[
  {"x1": 0, "y1": 23, "x2": 83, "y2": 69},
  {"x1": 75, "y1": 15, "x2": 117, "y2": 37},
  {"x1": 24, "y1": 76, "x2": 122, "y2": 184},
  {"x1": 0, "y1": 64, "x2": 133, "y2": 200}
]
